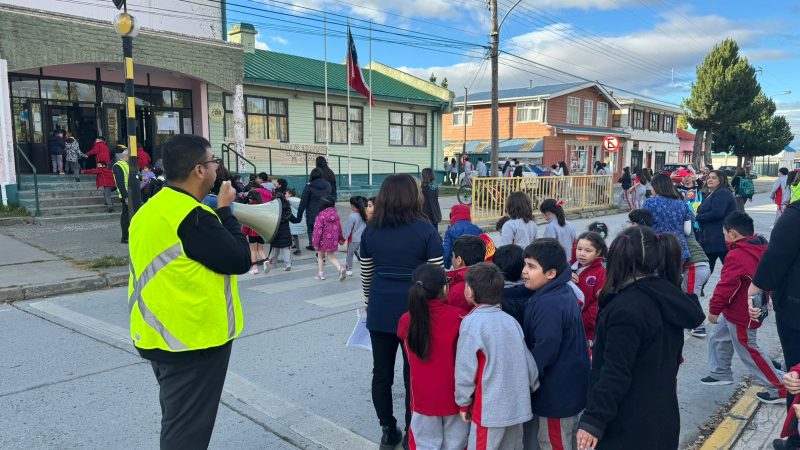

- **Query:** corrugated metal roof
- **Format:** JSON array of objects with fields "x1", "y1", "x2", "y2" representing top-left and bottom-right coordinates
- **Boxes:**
[
  {"x1": 454, "y1": 82, "x2": 587, "y2": 103},
  {"x1": 244, "y1": 50, "x2": 447, "y2": 105},
  {"x1": 786, "y1": 145, "x2": 795, "y2": 152}
]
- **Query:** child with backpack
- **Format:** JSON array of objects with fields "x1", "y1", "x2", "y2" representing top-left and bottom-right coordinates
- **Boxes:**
[
  {"x1": 732, "y1": 168, "x2": 754, "y2": 212},
  {"x1": 397, "y1": 263, "x2": 469, "y2": 450},
  {"x1": 312, "y1": 195, "x2": 346, "y2": 281}
]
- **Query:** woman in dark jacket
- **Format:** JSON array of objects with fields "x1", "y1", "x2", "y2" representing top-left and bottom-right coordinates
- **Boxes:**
[
  {"x1": 696, "y1": 169, "x2": 737, "y2": 274},
  {"x1": 291, "y1": 168, "x2": 332, "y2": 250},
  {"x1": 577, "y1": 227, "x2": 704, "y2": 450},
  {"x1": 360, "y1": 174, "x2": 444, "y2": 449},
  {"x1": 420, "y1": 168, "x2": 442, "y2": 230},
  {"x1": 316, "y1": 156, "x2": 337, "y2": 199}
]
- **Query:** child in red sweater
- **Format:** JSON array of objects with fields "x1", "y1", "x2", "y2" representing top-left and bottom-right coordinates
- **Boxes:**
[
  {"x1": 397, "y1": 263, "x2": 469, "y2": 450},
  {"x1": 571, "y1": 231, "x2": 607, "y2": 351},
  {"x1": 82, "y1": 161, "x2": 116, "y2": 213},
  {"x1": 242, "y1": 190, "x2": 269, "y2": 275},
  {"x1": 703, "y1": 212, "x2": 786, "y2": 404},
  {"x1": 446, "y1": 235, "x2": 486, "y2": 312}
]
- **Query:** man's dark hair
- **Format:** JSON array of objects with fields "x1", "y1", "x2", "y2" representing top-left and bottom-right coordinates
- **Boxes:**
[
  {"x1": 496, "y1": 215, "x2": 510, "y2": 233},
  {"x1": 524, "y1": 238, "x2": 568, "y2": 276},
  {"x1": 629, "y1": 209, "x2": 654, "y2": 227},
  {"x1": 723, "y1": 211, "x2": 755, "y2": 236},
  {"x1": 478, "y1": 157, "x2": 483, "y2": 162},
  {"x1": 452, "y1": 235, "x2": 486, "y2": 267},
  {"x1": 779, "y1": 167, "x2": 789, "y2": 176},
  {"x1": 162, "y1": 134, "x2": 210, "y2": 182},
  {"x1": 493, "y1": 245, "x2": 525, "y2": 282},
  {"x1": 257, "y1": 172, "x2": 269, "y2": 182},
  {"x1": 465, "y1": 263, "x2": 505, "y2": 305}
]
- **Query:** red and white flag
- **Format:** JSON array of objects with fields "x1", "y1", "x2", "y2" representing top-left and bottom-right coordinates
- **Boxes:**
[{"x1": 347, "y1": 27, "x2": 374, "y2": 106}]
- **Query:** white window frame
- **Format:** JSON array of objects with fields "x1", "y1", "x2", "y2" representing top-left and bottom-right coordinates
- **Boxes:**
[
  {"x1": 567, "y1": 97, "x2": 580, "y2": 124},
  {"x1": 664, "y1": 115, "x2": 674, "y2": 133},
  {"x1": 583, "y1": 99, "x2": 593, "y2": 126},
  {"x1": 516, "y1": 101, "x2": 543, "y2": 123},
  {"x1": 452, "y1": 106, "x2": 473, "y2": 126},
  {"x1": 596, "y1": 102, "x2": 608, "y2": 127}
]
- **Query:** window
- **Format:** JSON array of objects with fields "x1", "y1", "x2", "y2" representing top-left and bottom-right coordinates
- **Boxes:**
[
  {"x1": 453, "y1": 106, "x2": 473, "y2": 126},
  {"x1": 40, "y1": 79, "x2": 69, "y2": 101},
  {"x1": 516, "y1": 101, "x2": 543, "y2": 123},
  {"x1": 314, "y1": 103, "x2": 362, "y2": 144},
  {"x1": 567, "y1": 97, "x2": 580, "y2": 124},
  {"x1": 583, "y1": 99, "x2": 593, "y2": 126},
  {"x1": 596, "y1": 102, "x2": 609, "y2": 127},
  {"x1": 389, "y1": 111, "x2": 427, "y2": 147},
  {"x1": 223, "y1": 95, "x2": 234, "y2": 139},
  {"x1": 649, "y1": 112, "x2": 660, "y2": 131},
  {"x1": 663, "y1": 115, "x2": 674, "y2": 133},
  {"x1": 633, "y1": 110, "x2": 644, "y2": 129},
  {"x1": 245, "y1": 95, "x2": 288, "y2": 142}
]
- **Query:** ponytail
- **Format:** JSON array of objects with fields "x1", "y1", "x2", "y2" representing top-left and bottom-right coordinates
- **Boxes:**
[
  {"x1": 406, "y1": 264, "x2": 448, "y2": 361},
  {"x1": 539, "y1": 198, "x2": 566, "y2": 227},
  {"x1": 350, "y1": 196, "x2": 368, "y2": 223}
]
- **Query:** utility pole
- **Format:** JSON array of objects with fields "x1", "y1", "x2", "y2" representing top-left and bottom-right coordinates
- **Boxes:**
[
  {"x1": 490, "y1": 0, "x2": 499, "y2": 177},
  {"x1": 462, "y1": 87, "x2": 468, "y2": 156}
]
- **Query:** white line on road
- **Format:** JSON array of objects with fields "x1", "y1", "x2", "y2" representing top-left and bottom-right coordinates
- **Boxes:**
[
  {"x1": 25, "y1": 299, "x2": 376, "y2": 448},
  {"x1": 306, "y1": 288, "x2": 364, "y2": 309}
]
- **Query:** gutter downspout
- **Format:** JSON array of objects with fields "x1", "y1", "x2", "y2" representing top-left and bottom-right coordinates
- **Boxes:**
[
  {"x1": 221, "y1": 0, "x2": 227, "y2": 40},
  {"x1": 430, "y1": 108, "x2": 436, "y2": 173}
]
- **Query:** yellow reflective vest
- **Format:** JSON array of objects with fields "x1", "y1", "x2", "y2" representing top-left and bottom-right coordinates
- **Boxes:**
[
  {"x1": 128, "y1": 187, "x2": 244, "y2": 351},
  {"x1": 113, "y1": 160, "x2": 130, "y2": 199}
]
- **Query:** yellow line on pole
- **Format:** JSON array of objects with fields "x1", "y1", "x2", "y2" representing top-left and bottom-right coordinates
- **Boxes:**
[
  {"x1": 125, "y1": 57, "x2": 134, "y2": 80},
  {"x1": 129, "y1": 136, "x2": 137, "y2": 156},
  {"x1": 127, "y1": 97, "x2": 135, "y2": 118}
]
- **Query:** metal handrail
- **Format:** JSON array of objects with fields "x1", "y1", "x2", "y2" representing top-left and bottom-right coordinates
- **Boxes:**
[
  {"x1": 220, "y1": 143, "x2": 257, "y2": 176},
  {"x1": 14, "y1": 145, "x2": 40, "y2": 216}
]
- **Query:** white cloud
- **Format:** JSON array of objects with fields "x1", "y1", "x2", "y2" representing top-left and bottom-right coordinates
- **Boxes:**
[
  {"x1": 271, "y1": 36, "x2": 289, "y2": 45},
  {"x1": 255, "y1": 33, "x2": 271, "y2": 50},
  {"x1": 776, "y1": 101, "x2": 800, "y2": 147}
]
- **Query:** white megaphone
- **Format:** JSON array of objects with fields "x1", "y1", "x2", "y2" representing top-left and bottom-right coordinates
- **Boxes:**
[{"x1": 230, "y1": 200, "x2": 281, "y2": 243}]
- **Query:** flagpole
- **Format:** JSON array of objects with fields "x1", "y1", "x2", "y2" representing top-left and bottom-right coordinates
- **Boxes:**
[
  {"x1": 368, "y1": 22, "x2": 373, "y2": 186},
  {"x1": 347, "y1": 23, "x2": 352, "y2": 186},
  {"x1": 324, "y1": 14, "x2": 329, "y2": 149}
]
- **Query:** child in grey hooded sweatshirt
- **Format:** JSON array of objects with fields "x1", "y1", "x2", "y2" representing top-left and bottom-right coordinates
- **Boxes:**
[
  {"x1": 342, "y1": 196, "x2": 367, "y2": 276},
  {"x1": 455, "y1": 263, "x2": 539, "y2": 450}
]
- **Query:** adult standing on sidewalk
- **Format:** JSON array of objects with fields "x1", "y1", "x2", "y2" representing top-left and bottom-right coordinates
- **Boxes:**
[
  {"x1": 696, "y1": 170, "x2": 736, "y2": 276},
  {"x1": 291, "y1": 168, "x2": 332, "y2": 251},
  {"x1": 129, "y1": 134, "x2": 251, "y2": 449},
  {"x1": 113, "y1": 150, "x2": 131, "y2": 244},
  {"x1": 748, "y1": 200, "x2": 800, "y2": 450},
  {"x1": 359, "y1": 174, "x2": 444, "y2": 450},
  {"x1": 316, "y1": 156, "x2": 337, "y2": 199}
]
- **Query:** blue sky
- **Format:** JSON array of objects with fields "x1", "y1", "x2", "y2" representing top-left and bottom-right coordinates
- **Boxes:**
[{"x1": 227, "y1": 0, "x2": 799, "y2": 146}]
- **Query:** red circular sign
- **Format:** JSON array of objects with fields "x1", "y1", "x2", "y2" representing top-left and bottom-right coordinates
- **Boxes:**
[{"x1": 603, "y1": 135, "x2": 619, "y2": 152}]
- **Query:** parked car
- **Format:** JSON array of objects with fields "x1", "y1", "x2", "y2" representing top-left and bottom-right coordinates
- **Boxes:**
[
  {"x1": 660, "y1": 163, "x2": 691, "y2": 182},
  {"x1": 719, "y1": 165, "x2": 759, "y2": 179},
  {"x1": 521, "y1": 164, "x2": 551, "y2": 177}
]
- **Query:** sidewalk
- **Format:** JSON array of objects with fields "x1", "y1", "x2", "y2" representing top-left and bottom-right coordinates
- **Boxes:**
[{"x1": 731, "y1": 402, "x2": 787, "y2": 450}]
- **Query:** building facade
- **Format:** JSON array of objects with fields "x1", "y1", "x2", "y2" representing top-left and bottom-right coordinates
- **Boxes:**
[
  {"x1": 614, "y1": 98, "x2": 681, "y2": 172},
  {"x1": 442, "y1": 82, "x2": 626, "y2": 178},
  {"x1": 0, "y1": 1, "x2": 243, "y2": 204}
]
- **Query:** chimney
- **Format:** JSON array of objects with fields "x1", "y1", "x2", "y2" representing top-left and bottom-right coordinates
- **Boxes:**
[{"x1": 228, "y1": 23, "x2": 257, "y2": 53}]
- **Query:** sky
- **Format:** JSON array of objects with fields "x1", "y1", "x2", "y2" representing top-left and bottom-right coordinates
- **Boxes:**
[{"x1": 227, "y1": 0, "x2": 800, "y2": 147}]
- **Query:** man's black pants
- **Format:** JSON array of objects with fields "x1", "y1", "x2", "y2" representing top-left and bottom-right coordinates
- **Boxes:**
[
  {"x1": 120, "y1": 200, "x2": 130, "y2": 241},
  {"x1": 370, "y1": 330, "x2": 411, "y2": 432},
  {"x1": 150, "y1": 343, "x2": 232, "y2": 449},
  {"x1": 777, "y1": 314, "x2": 800, "y2": 446}
]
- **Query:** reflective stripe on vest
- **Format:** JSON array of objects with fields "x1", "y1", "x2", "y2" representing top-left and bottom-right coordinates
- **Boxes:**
[
  {"x1": 128, "y1": 188, "x2": 243, "y2": 351},
  {"x1": 113, "y1": 160, "x2": 130, "y2": 199}
]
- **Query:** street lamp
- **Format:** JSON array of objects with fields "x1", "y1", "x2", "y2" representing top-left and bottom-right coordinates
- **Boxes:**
[
  {"x1": 770, "y1": 91, "x2": 792, "y2": 98},
  {"x1": 111, "y1": 0, "x2": 142, "y2": 216}
]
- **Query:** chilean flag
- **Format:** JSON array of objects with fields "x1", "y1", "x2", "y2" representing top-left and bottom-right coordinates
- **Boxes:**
[{"x1": 347, "y1": 27, "x2": 375, "y2": 106}]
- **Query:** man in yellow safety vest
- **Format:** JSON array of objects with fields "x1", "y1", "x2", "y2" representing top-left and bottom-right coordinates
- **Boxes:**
[
  {"x1": 128, "y1": 134, "x2": 251, "y2": 449},
  {"x1": 112, "y1": 149, "x2": 130, "y2": 243}
]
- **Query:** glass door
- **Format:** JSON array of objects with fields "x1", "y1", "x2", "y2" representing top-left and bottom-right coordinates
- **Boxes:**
[{"x1": 153, "y1": 110, "x2": 181, "y2": 160}]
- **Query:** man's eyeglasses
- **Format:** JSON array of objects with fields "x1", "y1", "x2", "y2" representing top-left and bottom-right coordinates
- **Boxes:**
[{"x1": 197, "y1": 157, "x2": 222, "y2": 167}]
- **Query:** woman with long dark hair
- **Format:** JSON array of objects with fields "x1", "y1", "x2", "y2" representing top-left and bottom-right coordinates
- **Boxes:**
[
  {"x1": 577, "y1": 227, "x2": 704, "y2": 450},
  {"x1": 360, "y1": 174, "x2": 444, "y2": 449},
  {"x1": 696, "y1": 170, "x2": 737, "y2": 275},
  {"x1": 618, "y1": 167, "x2": 632, "y2": 209},
  {"x1": 731, "y1": 167, "x2": 753, "y2": 212},
  {"x1": 559, "y1": 160, "x2": 570, "y2": 176},
  {"x1": 450, "y1": 158, "x2": 458, "y2": 185},
  {"x1": 421, "y1": 168, "x2": 442, "y2": 230},
  {"x1": 315, "y1": 156, "x2": 337, "y2": 199},
  {"x1": 291, "y1": 168, "x2": 333, "y2": 251},
  {"x1": 643, "y1": 173, "x2": 692, "y2": 261}
]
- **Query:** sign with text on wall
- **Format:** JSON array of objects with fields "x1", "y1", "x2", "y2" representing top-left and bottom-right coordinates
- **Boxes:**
[{"x1": 602, "y1": 135, "x2": 619, "y2": 152}]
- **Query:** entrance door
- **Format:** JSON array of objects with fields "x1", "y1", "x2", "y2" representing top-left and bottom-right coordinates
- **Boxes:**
[
  {"x1": 42, "y1": 104, "x2": 98, "y2": 172},
  {"x1": 153, "y1": 110, "x2": 182, "y2": 161},
  {"x1": 655, "y1": 152, "x2": 666, "y2": 171},
  {"x1": 631, "y1": 150, "x2": 643, "y2": 171}
]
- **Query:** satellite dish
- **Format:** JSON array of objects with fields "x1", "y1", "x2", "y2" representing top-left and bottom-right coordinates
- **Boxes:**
[{"x1": 112, "y1": 0, "x2": 126, "y2": 10}]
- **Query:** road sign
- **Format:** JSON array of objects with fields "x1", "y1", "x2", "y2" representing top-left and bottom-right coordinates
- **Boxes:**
[{"x1": 603, "y1": 135, "x2": 619, "y2": 152}]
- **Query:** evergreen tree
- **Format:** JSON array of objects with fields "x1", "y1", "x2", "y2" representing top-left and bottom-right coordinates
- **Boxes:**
[
  {"x1": 684, "y1": 39, "x2": 760, "y2": 167},
  {"x1": 429, "y1": 72, "x2": 437, "y2": 83},
  {"x1": 714, "y1": 93, "x2": 794, "y2": 164},
  {"x1": 677, "y1": 114, "x2": 688, "y2": 130},
  {"x1": 441, "y1": 78, "x2": 449, "y2": 88}
]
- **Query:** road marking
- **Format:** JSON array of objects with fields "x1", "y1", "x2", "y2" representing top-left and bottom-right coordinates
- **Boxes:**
[
  {"x1": 248, "y1": 275, "x2": 326, "y2": 294},
  {"x1": 26, "y1": 298, "x2": 376, "y2": 449},
  {"x1": 224, "y1": 372, "x2": 376, "y2": 449},
  {"x1": 698, "y1": 385, "x2": 761, "y2": 450},
  {"x1": 29, "y1": 301, "x2": 130, "y2": 343},
  {"x1": 306, "y1": 288, "x2": 363, "y2": 309}
]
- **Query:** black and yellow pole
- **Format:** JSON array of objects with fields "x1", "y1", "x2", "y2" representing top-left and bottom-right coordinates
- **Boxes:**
[{"x1": 112, "y1": 1, "x2": 141, "y2": 215}]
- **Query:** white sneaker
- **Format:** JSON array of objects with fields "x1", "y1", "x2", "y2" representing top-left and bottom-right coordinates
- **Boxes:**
[
  {"x1": 346, "y1": 270, "x2": 353, "y2": 276},
  {"x1": 315, "y1": 271, "x2": 326, "y2": 280},
  {"x1": 339, "y1": 268, "x2": 347, "y2": 281},
  {"x1": 249, "y1": 265, "x2": 258, "y2": 275},
  {"x1": 262, "y1": 261, "x2": 271, "y2": 274}
]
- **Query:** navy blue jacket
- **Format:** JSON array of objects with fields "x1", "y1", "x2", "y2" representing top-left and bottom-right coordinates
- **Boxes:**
[
  {"x1": 500, "y1": 283, "x2": 535, "y2": 326},
  {"x1": 696, "y1": 187, "x2": 736, "y2": 254},
  {"x1": 443, "y1": 220, "x2": 482, "y2": 268},
  {"x1": 522, "y1": 267, "x2": 590, "y2": 418},
  {"x1": 360, "y1": 219, "x2": 443, "y2": 333}
]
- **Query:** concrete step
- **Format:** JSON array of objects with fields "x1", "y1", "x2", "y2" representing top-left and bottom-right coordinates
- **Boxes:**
[
  {"x1": 18, "y1": 180, "x2": 106, "y2": 192},
  {"x1": 33, "y1": 212, "x2": 118, "y2": 224},
  {"x1": 18, "y1": 189, "x2": 107, "y2": 200},
  {"x1": 19, "y1": 195, "x2": 107, "y2": 209},
  {"x1": 33, "y1": 204, "x2": 115, "y2": 217}
]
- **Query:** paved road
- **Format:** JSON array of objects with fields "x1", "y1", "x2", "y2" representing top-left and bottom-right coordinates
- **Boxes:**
[{"x1": 0, "y1": 193, "x2": 785, "y2": 449}]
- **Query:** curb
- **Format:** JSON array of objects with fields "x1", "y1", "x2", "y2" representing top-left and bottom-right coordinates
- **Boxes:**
[
  {"x1": 699, "y1": 386, "x2": 761, "y2": 450},
  {"x1": 0, "y1": 271, "x2": 129, "y2": 304},
  {"x1": 0, "y1": 216, "x2": 34, "y2": 226}
]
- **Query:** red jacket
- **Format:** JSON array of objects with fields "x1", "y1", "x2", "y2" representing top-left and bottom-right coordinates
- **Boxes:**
[
  {"x1": 445, "y1": 266, "x2": 472, "y2": 312},
  {"x1": 572, "y1": 258, "x2": 606, "y2": 342},
  {"x1": 781, "y1": 364, "x2": 800, "y2": 438},
  {"x1": 709, "y1": 235, "x2": 768, "y2": 329},
  {"x1": 397, "y1": 300, "x2": 464, "y2": 416},
  {"x1": 85, "y1": 141, "x2": 111, "y2": 165},
  {"x1": 136, "y1": 149, "x2": 151, "y2": 169},
  {"x1": 82, "y1": 167, "x2": 116, "y2": 189}
]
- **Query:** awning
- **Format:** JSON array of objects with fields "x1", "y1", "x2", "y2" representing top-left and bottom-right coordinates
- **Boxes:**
[
  {"x1": 444, "y1": 138, "x2": 544, "y2": 159},
  {"x1": 555, "y1": 126, "x2": 631, "y2": 138}
]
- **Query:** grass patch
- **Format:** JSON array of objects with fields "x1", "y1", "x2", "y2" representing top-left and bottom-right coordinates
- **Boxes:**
[
  {"x1": 86, "y1": 256, "x2": 129, "y2": 269},
  {"x1": 0, "y1": 205, "x2": 31, "y2": 218}
]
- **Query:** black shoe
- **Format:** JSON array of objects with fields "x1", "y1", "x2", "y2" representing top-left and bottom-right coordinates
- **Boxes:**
[
  {"x1": 121, "y1": 238, "x2": 128, "y2": 244},
  {"x1": 292, "y1": 250, "x2": 301, "y2": 256},
  {"x1": 379, "y1": 425, "x2": 402, "y2": 450},
  {"x1": 773, "y1": 438, "x2": 800, "y2": 450},
  {"x1": 305, "y1": 245, "x2": 315, "y2": 251},
  {"x1": 107, "y1": 207, "x2": 113, "y2": 213}
]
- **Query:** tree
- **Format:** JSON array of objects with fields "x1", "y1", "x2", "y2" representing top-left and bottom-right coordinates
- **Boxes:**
[
  {"x1": 429, "y1": 72, "x2": 437, "y2": 83},
  {"x1": 684, "y1": 39, "x2": 761, "y2": 167},
  {"x1": 441, "y1": 77, "x2": 449, "y2": 88},
  {"x1": 714, "y1": 93, "x2": 794, "y2": 165},
  {"x1": 677, "y1": 114, "x2": 688, "y2": 130}
]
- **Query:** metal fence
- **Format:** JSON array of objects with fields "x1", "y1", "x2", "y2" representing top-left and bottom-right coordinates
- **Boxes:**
[{"x1": 470, "y1": 175, "x2": 613, "y2": 222}]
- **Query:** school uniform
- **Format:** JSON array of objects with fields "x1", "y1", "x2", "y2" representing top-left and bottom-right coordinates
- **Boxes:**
[
  {"x1": 445, "y1": 267, "x2": 471, "y2": 312},
  {"x1": 455, "y1": 305, "x2": 539, "y2": 450},
  {"x1": 342, "y1": 211, "x2": 366, "y2": 271},
  {"x1": 682, "y1": 235, "x2": 710, "y2": 295},
  {"x1": 543, "y1": 219, "x2": 576, "y2": 263},
  {"x1": 571, "y1": 258, "x2": 606, "y2": 344},
  {"x1": 398, "y1": 301, "x2": 469, "y2": 450}
]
